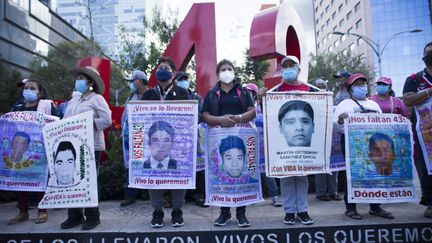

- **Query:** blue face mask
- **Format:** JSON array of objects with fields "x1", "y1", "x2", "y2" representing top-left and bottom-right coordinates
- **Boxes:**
[
  {"x1": 177, "y1": 80, "x2": 190, "y2": 90},
  {"x1": 23, "y1": 89, "x2": 38, "y2": 102},
  {"x1": 156, "y1": 68, "x2": 173, "y2": 82},
  {"x1": 129, "y1": 83, "x2": 137, "y2": 93},
  {"x1": 376, "y1": 84, "x2": 389, "y2": 95},
  {"x1": 282, "y1": 67, "x2": 298, "y2": 82},
  {"x1": 352, "y1": 85, "x2": 368, "y2": 99},
  {"x1": 75, "y1": 79, "x2": 88, "y2": 94}
]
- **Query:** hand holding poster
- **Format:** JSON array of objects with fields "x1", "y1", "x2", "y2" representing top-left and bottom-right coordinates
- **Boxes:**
[
  {"x1": 263, "y1": 92, "x2": 333, "y2": 177},
  {"x1": 128, "y1": 100, "x2": 198, "y2": 189},
  {"x1": 0, "y1": 111, "x2": 58, "y2": 192},
  {"x1": 414, "y1": 97, "x2": 432, "y2": 175},
  {"x1": 205, "y1": 124, "x2": 263, "y2": 207},
  {"x1": 345, "y1": 113, "x2": 416, "y2": 203},
  {"x1": 39, "y1": 111, "x2": 98, "y2": 209}
]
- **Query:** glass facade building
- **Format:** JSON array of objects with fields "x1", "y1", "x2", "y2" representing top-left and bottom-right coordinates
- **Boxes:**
[
  {"x1": 54, "y1": 0, "x2": 146, "y2": 57},
  {"x1": 314, "y1": 0, "x2": 432, "y2": 96},
  {"x1": 370, "y1": 0, "x2": 432, "y2": 95},
  {"x1": 0, "y1": 0, "x2": 88, "y2": 75}
]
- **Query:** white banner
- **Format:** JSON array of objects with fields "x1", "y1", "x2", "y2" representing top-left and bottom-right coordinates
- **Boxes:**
[
  {"x1": 127, "y1": 100, "x2": 198, "y2": 189},
  {"x1": 39, "y1": 111, "x2": 98, "y2": 209},
  {"x1": 263, "y1": 92, "x2": 333, "y2": 177}
]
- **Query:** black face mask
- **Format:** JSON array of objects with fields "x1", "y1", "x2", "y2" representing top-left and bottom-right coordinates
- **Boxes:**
[{"x1": 423, "y1": 51, "x2": 432, "y2": 67}]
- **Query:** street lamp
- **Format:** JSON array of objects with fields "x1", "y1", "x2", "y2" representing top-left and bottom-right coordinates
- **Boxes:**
[{"x1": 332, "y1": 29, "x2": 422, "y2": 77}]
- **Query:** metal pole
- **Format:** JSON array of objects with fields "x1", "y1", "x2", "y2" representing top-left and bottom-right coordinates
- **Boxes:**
[{"x1": 87, "y1": 0, "x2": 96, "y2": 55}]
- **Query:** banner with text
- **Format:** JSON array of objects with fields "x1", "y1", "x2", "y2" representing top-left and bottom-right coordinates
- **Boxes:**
[
  {"x1": 263, "y1": 92, "x2": 333, "y2": 177},
  {"x1": 345, "y1": 113, "x2": 416, "y2": 203},
  {"x1": 414, "y1": 97, "x2": 432, "y2": 175},
  {"x1": 205, "y1": 124, "x2": 263, "y2": 207},
  {"x1": 39, "y1": 111, "x2": 98, "y2": 209},
  {"x1": 0, "y1": 112, "x2": 58, "y2": 191},
  {"x1": 127, "y1": 100, "x2": 198, "y2": 189}
]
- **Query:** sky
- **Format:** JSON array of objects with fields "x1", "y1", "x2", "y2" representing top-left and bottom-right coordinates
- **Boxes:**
[{"x1": 160, "y1": 0, "x2": 316, "y2": 65}]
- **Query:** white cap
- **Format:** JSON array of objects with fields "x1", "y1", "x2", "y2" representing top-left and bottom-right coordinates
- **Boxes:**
[{"x1": 281, "y1": 55, "x2": 300, "y2": 66}]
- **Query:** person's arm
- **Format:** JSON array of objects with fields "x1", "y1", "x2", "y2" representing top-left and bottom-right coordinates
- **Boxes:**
[
  {"x1": 396, "y1": 97, "x2": 412, "y2": 119},
  {"x1": 93, "y1": 95, "x2": 112, "y2": 131},
  {"x1": 202, "y1": 112, "x2": 235, "y2": 127},
  {"x1": 232, "y1": 107, "x2": 256, "y2": 123},
  {"x1": 403, "y1": 89, "x2": 431, "y2": 107}
]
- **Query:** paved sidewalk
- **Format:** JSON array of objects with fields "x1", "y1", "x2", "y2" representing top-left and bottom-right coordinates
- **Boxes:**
[{"x1": 1, "y1": 194, "x2": 430, "y2": 233}]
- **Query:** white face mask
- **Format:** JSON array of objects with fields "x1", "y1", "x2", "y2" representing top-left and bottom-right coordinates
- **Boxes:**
[{"x1": 219, "y1": 70, "x2": 235, "y2": 84}]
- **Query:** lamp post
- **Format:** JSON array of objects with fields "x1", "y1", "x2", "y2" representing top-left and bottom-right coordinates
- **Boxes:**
[{"x1": 332, "y1": 29, "x2": 422, "y2": 77}]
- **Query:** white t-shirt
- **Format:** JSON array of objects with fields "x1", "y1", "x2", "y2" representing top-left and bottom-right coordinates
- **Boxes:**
[{"x1": 333, "y1": 98, "x2": 382, "y2": 133}]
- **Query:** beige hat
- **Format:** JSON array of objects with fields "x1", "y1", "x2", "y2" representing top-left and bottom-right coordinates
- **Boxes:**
[{"x1": 70, "y1": 66, "x2": 105, "y2": 94}]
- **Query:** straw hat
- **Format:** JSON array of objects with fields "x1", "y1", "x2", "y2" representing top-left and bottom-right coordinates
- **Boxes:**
[{"x1": 70, "y1": 66, "x2": 105, "y2": 94}]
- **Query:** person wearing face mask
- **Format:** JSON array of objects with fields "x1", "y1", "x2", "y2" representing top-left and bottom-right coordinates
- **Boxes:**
[
  {"x1": 174, "y1": 71, "x2": 206, "y2": 207},
  {"x1": 334, "y1": 73, "x2": 394, "y2": 220},
  {"x1": 333, "y1": 71, "x2": 352, "y2": 105},
  {"x1": 369, "y1": 77, "x2": 410, "y2": 118},
  {"x1": 201, "y1": 59, "x2": 256, "y2": 227},
  {"x1": 403, "y1": 41, "x2": 432, "y2": 218},
  {"x1": 60, "y1": 66, "x2": 112, "y2": 230},
  {"x1": 119, "y1": 70, "x2": 150, "y2": 207},
  {"x1": 310, "y1": 79, "x2": 343, "y2": 202},
  {"x1": 272, "y1": 55, "x2": 315, "y2": 225},
  {"x1": 8, "y1": 79, "x2": 61, "y2": 225},
  {"x1": 140, "y1": 57, "x2": 190, "y2": 228}
]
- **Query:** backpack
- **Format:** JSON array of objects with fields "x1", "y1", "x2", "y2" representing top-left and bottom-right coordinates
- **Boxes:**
[{"x1": 208, "y1": 86, "x2": 249, "y2": 116}]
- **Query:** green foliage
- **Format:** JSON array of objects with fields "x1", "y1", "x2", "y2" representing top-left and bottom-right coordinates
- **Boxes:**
[
  {"x1": 98, "y1": 129, "x2": 126, "y2": 200},
  {"x1": 0, "y1": 59, "x2": 22, "y2": 114},
  {"x1": 115, "y1": 6, "x2": 179, "y2": 74},
  {"x1": 308, "y1": 51, "x2": 374, "y2": 92},
  {"x1": 28, "y1": 40, "x2": 98, "y2": 100},
  {"x1": 237, "y1": 49, "x2": 270, "y2": 87}
]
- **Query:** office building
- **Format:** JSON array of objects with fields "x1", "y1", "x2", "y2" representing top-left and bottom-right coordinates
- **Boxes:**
[
  {"x1": 313, "y1": 0, "x2": 432, "y2": 95},
  {"x1": 0, "y1": 0, "x2": 88, "y2": 75},
  {"x1": 54, "y1": 0, "x2": 148, "y2": 57}
]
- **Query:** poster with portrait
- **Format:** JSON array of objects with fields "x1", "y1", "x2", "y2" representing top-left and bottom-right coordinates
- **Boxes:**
[
  {"x1": 414, "y1": 98, "x2": 432, "y2": 175},
  {"x1": 127, "y1": 100, "x2": 198, "y2": 189},
  {"x1": 263, "y1": 92, "x2": 333, "y2": 177},
  {"x1": 39, "y1": 111, "x2": 98, "y2": 209},
  {"x1": 205, "y1": 124, "x2": 263, "y2": 207},
  {"x1": 196, "y1": 123, "x2": 207, "y2": 171},
  {"x1": 345, "y1": 113, "x2": 416, "y2": 203},
  {"x1": 0, "y1": 112, "x2": 58, "y2": 192},
  {"x1": 330, "y1": 121, "x2": 346, "y2": 171}
]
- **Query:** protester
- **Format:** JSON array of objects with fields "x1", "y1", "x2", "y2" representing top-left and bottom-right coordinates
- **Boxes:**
[
  {"x1": 175, "y1": 71, "x2": 206, "y2": 207},
  {"x1": 334, "y1": 73, "x2": 394, "y2": 220},
  {"x1": 402, "y1": 41, "x2": 432, "y2": 218},
  {"x1": 255, "y1": 55, "x2": 313, "y2": 225},
  {"x1": 312, "y1": 79, "x2": 342, "y2": 201},
  {"x1": 245, "y1": 83, "x2": 282, "y2": 207},
  {"x1": 201, "y1": 59, "x2": 256, "y2": 227},
  {"x1": 369, "y1": 77, "x2": 410, "y2": 118},
  {"x1": 61, "y1": 66, "x2": 112, "y2": 230},
  {"x1": 120, "y1": 70, "x2": 149, "y2": 207},
  {"x1": 141, "y1": 56, "x2": 191, "y2": 228},
  {"x1": 8, "y1": 79, "x2": 60, "y2": 225},
  {"x1": 333, "y1": 71, "x2": 352, "y2": 106}
]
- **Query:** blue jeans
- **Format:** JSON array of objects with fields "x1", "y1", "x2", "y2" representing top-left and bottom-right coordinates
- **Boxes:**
[
  {"x1": 315, "y1": 172, "x2": 338, "y2": 196},
  {"x1": 281, "y1": 176, "x2": 308, "y2": 213},
  {"x1": 261, "y1": 174, "x2": 279, "y2": 197}
]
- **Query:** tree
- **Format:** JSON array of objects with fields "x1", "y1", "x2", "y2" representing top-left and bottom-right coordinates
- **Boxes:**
[
  {"x1": 29, "y1": 40, "x2": 96, "y2": 100},
  {"x1": 308, "y1": 51, "x2": 374, "y2": 92},
  {"x1": 29, "y1": 40, "x2": 124, "y2": 105},
  {"x1": 237, "y1": 49, "x2": 270, "y2": 87},
  {"x1": 115, "y1": 6, "x2": 179, "y2": 74},
  {"x1": 0, "y1": 59, "x2": 22, "y2": 114}
]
